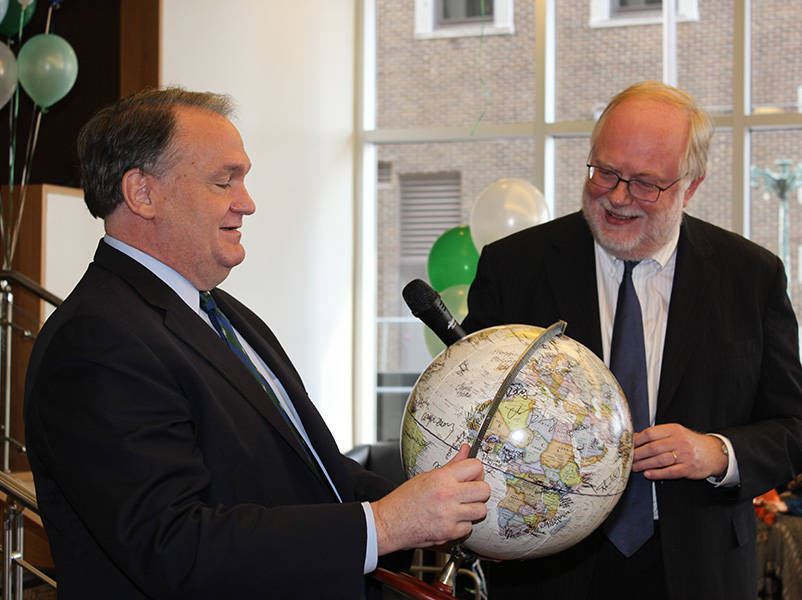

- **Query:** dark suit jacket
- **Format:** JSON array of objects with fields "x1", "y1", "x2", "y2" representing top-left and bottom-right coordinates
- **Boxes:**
[
  {"x1": 462, "y1": 212, "x2": 802, "y2": 598},
  {"x1": 24, "y1": 241, "x2": 396, "y2": 600}
]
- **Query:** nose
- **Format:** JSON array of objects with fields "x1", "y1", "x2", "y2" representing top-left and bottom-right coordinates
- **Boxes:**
[
  {"x1": 232, "y1": 186, "x2": 256, "y2": 215},
  {"x1": 607, "y1": 179, "x2": 634, "y2": 207}
]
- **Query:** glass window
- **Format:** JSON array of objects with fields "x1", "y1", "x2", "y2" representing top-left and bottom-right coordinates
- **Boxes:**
[
  {"x1": 362, "y1": 0, "x2": 802, "y2": 444},
  {"x1": 393, "y1": 1, "x2": 531, "y2": 127},
  {"x1": 374, "y1": 139, "x2": 536, "y2": 441},
  {"x1": 615, "y1": 0, "x2": 662, "y2": 15},
  {"x1": 750, "y1": 130, "x2": 802, "y2": 310},
  {"x1": 685, "y1": 133, "x2": 733, "y2": 232},
  {"x1": 415, "y1": 0, "x2": 513, "y2": 39},
  {"x1": 438, "y1": 0, "x2": 494, "y2": 26},
  {"x1": 589, "y1": 0, "x2": 698, "y2": 28},
  {"x1": 751, "y1": 0, "x2": 802, "y2": 114},
  {"x1": 557, "y1": 0, "x2": 663, "y2": 122}
]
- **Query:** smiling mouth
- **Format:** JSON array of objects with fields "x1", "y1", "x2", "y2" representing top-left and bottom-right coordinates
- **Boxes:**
[{"x1": 606, "y1": 208, "x2": 640, "y2": 222}]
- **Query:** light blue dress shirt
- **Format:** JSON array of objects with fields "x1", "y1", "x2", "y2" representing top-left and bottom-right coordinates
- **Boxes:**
[{"x1": 103, "y1": 235, "x2": 379, "y2": 573}]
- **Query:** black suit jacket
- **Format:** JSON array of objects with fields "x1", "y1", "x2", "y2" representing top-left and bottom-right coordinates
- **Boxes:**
[
  {"x1": 462, "y1": 212, "x2": 802, "y2": 598},
  {"x1": 24, "y1": 241, "x2": 395, "y2": 600}
]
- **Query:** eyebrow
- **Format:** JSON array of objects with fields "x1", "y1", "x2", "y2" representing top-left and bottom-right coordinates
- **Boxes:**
[
  {"x1": 594, "y1": 162, "x2": 662, "y2": 183},
  {"x1": 214, "y1": 162, "x2": 251, "y2": 177}
]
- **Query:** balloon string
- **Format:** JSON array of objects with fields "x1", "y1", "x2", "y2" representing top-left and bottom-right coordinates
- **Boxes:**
[
  {"x1": 0, "y1": 97, "x2": 8, "y2": 268},
  {"x1": 4, "y1": 79, "x2": 20, "y2": 270},
  {"x1": 3, "y1": 3, "x2": 58, "y2": 268},
  {"x1": 8, "y1": 107, "x2": 42, "y2": 265},
  {"x1": 470, "y1": 0, "x2": 490, "y2": 136},
  {"x1": 0, "y1": 5, "x2": 28, "y2": 269}
]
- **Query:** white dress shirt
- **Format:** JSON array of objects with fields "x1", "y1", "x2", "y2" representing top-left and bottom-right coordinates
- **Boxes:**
[{"x1": 593, "y1": 233, "x2": 739, "y2": 518}]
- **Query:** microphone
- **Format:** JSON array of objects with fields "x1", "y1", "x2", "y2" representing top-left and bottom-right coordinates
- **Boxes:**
[{"x1": 402, "y1": 279, "x2": 467, "y2": 346}]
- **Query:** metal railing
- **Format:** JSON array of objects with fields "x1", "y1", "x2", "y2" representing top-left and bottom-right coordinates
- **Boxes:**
[
  {"x1": 0, "y1": 271, "x2": 60, "y2": 599},
  {"x1": 0, "y1": 471, "x2": 55, "y2": 599},
  {"x1": 0, "y1": 270, "x2": 62, "y2": 473}
]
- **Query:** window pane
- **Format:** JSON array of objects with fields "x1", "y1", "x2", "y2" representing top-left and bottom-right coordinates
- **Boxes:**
[
  {"x1": 377, "y1": 1, "x2": 534, "y2": 128},
  {"x1": 376, "y1": 139, "x2": 536, "y2": 440},
  {"x1": 554, "y1": 137, "x2": 589, "y2": 218},
  {"x1": 684, "y1": 132, "x2": 733, "y2": 231},
  {"x1": 751, "y1": 0, "x2": 802, "y2": 114},
  {"x1": 557, "y1": 1, "x2": 732, "y2": 122},
  {"x1": 677, "y1": 1, "x2": 733, "y2": 118},
  {"x1": 616, "y1": 0, "x2": 662, "y2": 13},
  {"x1": 441, "y1": 0, "x2": 494, "y2": 22},
  {"x1": 555, "y1": 3, "x2": 662, "y2": 122},
  {"x1": 620, "y1": 0, "x2": 661, "y2": 6},
  {"x1": 750, "y1": 130, "x2": 802, "y2": 314}
]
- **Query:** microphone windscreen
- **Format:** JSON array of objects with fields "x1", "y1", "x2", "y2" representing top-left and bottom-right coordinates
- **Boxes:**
[{"x1": 402, "y1": 279, "x2": 438, "y2": 317}]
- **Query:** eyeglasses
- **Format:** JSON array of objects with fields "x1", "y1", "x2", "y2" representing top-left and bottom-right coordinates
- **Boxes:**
[{"x1": 586, "y1": 164, "x2": 684, "y2": 203}]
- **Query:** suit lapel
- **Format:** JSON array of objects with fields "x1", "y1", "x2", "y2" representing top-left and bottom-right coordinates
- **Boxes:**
[
  {"x1": 215, "y1": 293, "x2": 353, "y2": 499},
  {"x1": 545, "y1": 215, "x2": 603, "y2": 357},
  {"x1": 656, "y1": 216, "x2": 718, "y2": 418},
  {"x1": 93, "y1": 242, "x2": 334, "y2": 492}
]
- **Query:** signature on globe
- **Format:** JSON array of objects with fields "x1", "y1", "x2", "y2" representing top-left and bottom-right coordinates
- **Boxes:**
[{"x1": 401, "y1": 323, "x2": 633, "y2": 560}]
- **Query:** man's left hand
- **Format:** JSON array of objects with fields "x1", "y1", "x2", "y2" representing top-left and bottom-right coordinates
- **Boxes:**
[{"x1": 631, "y1": 423, "x2": 728, "y2": 480}]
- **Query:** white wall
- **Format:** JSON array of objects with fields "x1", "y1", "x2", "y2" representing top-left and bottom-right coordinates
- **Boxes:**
[{"x1": 161, "y1": 0, "x2": 358, "y2": 449}]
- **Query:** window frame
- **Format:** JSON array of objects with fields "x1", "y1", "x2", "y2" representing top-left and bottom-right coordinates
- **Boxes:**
[
  {"x1": 436, "y1": 0, "x2": 495, "y2": 27},
  {"x1": 356, "y1": 0, "x2": 802, "y2": 445},
  {"x1": 415, "y1": 0, "x2": 513, "y2": 39},
  {"x1": 589, "y1": 0, "x2": 698, "y2": 28}
]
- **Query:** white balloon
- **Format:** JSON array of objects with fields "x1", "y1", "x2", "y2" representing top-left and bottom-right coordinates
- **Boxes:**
[
  {"x1": 469, "y1": 178, "x2": 550, "y2": 251},
  {"x1": 17, "y1": 0, "x2": 33, "y2": 8},
  {"x1": 0, "y1": 41, "x2": 17, "y2": 111}
]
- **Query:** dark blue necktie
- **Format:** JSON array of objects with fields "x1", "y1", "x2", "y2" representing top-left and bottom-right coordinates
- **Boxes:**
[
  {"x1": 199, "y1": 292, "x2": 323, "y2": 474},
  {"x1": 604, "y1": 261, "x2": 654, "y2": 557}
]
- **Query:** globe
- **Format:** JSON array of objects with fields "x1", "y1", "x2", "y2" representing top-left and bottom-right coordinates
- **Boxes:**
[{"x1": 400, "y1": 322, "x2": 633, "y2": 560}]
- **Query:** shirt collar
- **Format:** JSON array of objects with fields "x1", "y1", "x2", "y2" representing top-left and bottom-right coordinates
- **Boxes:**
[
  {"x1": 595, "y1": 226, "x2": 680, "y2": 274},
  {"x1": 103, "y1": 235, "x2": 204, "y2": 314}
]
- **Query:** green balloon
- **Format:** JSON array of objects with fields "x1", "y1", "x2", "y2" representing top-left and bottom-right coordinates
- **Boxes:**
[
  {"x1": 427, "y1": 225, "x2": 480, "y2": 292},
  {"x1": 17, "y1": 33, "x2": 78, "y2": 109},
  {"x1": 0, "y1": 0, "x2": 35, "y2": 37},
  {"x1": 423, "y1": 284, "x2": 470, "y2": 358}
]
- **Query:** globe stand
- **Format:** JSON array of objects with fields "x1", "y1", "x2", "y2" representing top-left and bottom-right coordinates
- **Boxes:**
[{"x1": 372, "y1": 546, "x2": 474, "y2": 599}]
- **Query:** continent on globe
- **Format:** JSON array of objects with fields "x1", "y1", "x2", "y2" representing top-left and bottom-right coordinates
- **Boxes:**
[{"x1": 400, "y1": 323, "x2": 633, "y2": 560}]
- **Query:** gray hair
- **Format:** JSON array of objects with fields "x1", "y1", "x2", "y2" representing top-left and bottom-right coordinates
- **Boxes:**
[
  {"x1": 77, "y1": 87, "x2": 236, "y2": 218},
  {"x1": 589, "y1": 81, "x2": 714, "y2": 181}
]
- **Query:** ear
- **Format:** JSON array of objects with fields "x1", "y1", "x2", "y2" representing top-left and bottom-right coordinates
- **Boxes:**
[
  {"x1": 121, "y1": 168, "x2": 157, "y2": 220},
  {"x1": 682, "y1": 174, "x2": 706, "y2": 208}
]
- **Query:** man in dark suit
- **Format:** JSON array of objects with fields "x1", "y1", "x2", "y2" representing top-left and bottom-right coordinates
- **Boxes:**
[
  {"x1": 24, "y1": 88, "x2": 490, "y2": 599},
  {"x1": 462, "y1": 81, "x2": 802, "y2": 599}
]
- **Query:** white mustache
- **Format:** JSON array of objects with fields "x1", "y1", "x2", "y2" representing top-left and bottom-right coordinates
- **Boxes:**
[{"x1": 602, "y1": 201, "x2": 645, "y2": 220}]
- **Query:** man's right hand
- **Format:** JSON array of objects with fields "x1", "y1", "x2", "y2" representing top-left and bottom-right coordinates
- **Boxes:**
[{"x1": 371, "y1": 444, "x2": 490, "y2": 555}]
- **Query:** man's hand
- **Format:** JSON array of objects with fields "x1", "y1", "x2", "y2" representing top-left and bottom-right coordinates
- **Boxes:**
[
  {"x1": 371, "y1": 444, "x2": 490, "y2": 556},
  {"x1": 631, "y1": 423, "x2": 728, "y2": 480}
]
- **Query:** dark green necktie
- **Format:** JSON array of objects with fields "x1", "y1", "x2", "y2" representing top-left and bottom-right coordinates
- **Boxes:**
[{"x1": 199, "y1": 291, "x2": 324, "y2": 475}]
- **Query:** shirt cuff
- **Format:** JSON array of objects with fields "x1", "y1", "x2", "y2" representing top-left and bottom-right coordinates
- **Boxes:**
[
  {"x1": 707, "y1": 433, "x2": 740, "y2": 487},
  {"x1": 362, "y1": 501, "x2": 379, "y2": 574}
]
